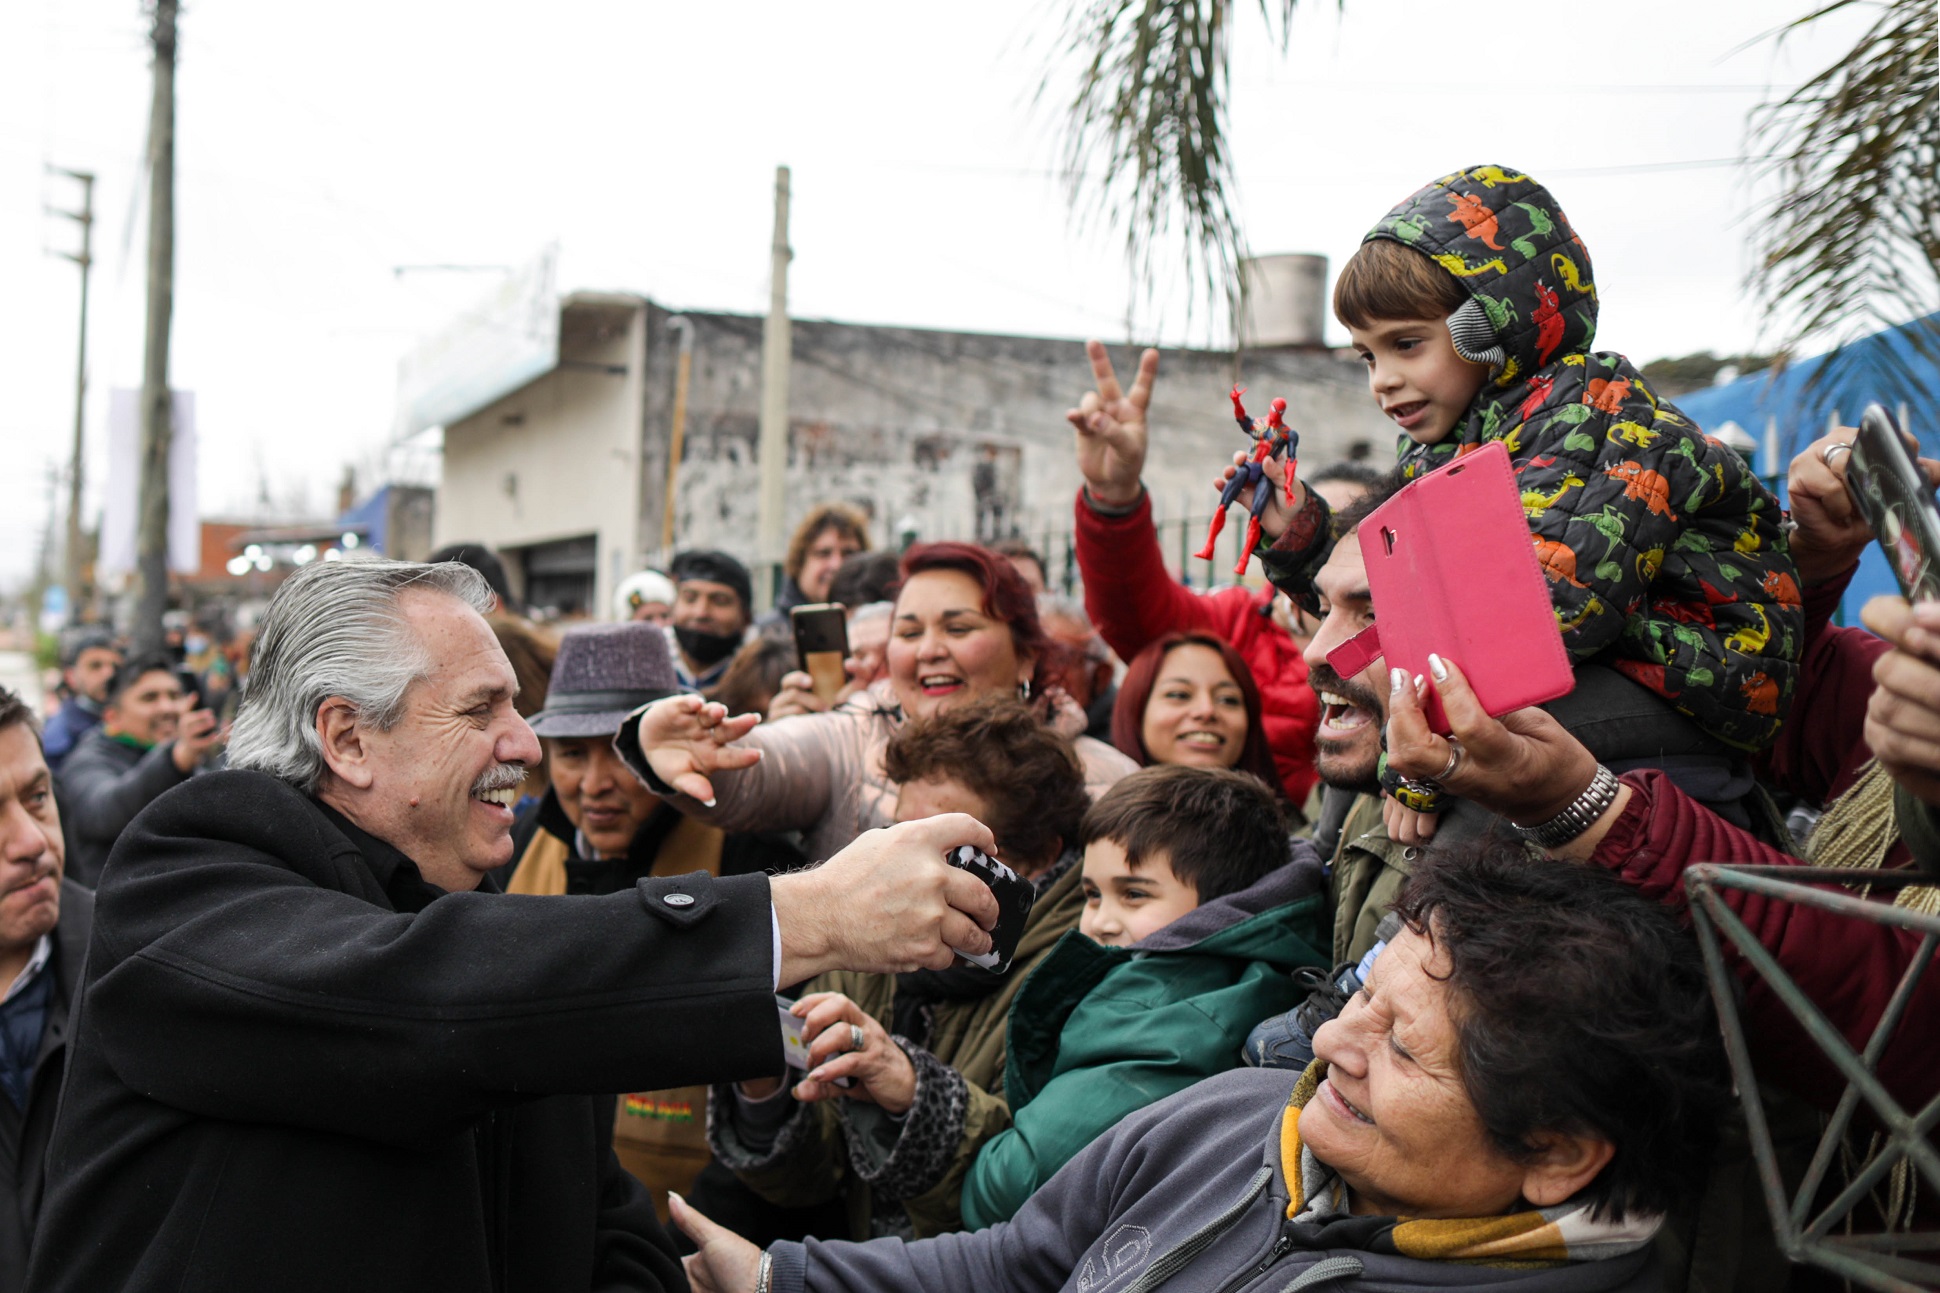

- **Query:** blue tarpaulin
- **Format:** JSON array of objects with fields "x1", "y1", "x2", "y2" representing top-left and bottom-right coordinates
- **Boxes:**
[
  {"x1": 1674, "y1": 312, "x2": 1940, "y2": 623},
  {"x1": 334, "y1": 486, "x2": 392, "y2": 555}
]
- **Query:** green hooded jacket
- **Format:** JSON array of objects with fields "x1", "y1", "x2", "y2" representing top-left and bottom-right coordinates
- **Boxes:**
[
  {"x1": 1301, "y1": 165, "x2": 1802, "y2": 752},
  {"x1": 958, "y1": 853, "x2": 1328, "y2": 1230}
]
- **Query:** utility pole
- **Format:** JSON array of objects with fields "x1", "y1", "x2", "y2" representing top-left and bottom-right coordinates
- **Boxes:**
[
  {"x1": 47, "y1": 167, "x2": 95, "y2": 627},
  {"x1": 132, "y1": 0, "x2": 178, "y2": 655},
  {"x1": 755, "y1": 165, "x2": 792, "y2": 607}
]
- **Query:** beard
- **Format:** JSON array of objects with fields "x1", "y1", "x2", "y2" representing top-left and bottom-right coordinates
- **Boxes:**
[
  {"x1": 674, "y1": 625, "x2": 743, "y2": 668},
  {"x1": 1308, "y1": 661, "x2": 1386, "y2": 795}
]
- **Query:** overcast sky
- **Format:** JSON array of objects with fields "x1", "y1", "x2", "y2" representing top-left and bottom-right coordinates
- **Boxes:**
[{"x1": 0, "y1": 0, "x2": 1872, "y2": 589}]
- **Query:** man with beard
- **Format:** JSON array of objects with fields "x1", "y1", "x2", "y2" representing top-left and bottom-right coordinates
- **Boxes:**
[
  {"x1": 27, "y1": 559, "x2": 1002, "y2": 1293},
  {"x1": 670, "y1": 550, "x2": 756, "y2": 692}
]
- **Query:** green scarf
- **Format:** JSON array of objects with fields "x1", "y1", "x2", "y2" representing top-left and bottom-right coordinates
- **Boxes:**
[{"x1": 1279, "y1": 1062, "x2": 1660, "y2": 1268}]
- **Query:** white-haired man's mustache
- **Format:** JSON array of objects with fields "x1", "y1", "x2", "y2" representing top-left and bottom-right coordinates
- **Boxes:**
[{"x1": 470, "y1": 764, "x2": 528, "y2": 796}]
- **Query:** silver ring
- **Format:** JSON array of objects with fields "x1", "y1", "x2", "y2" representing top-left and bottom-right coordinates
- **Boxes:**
[
  {"x1": 1822, "y1": 442, "x2": 1854, "y2": 467},
  {"x1": 1437, "y1": 738, "x2": 1465, "y2": 782},
  {"x1": 849, "y1": 1024, "x2": 865, "y2": 1054}
]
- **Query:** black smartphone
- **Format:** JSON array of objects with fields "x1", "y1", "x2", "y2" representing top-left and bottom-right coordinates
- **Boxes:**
[
  {"x1": 1843, "y1": 404, "x2": 1940, "y2": 602},
  {"x1": 790, "y1": 604, "x2": 850, "y2": 704},
  {"x1": 945, "y1": 845, "x2": 1036, "y2": 975}
]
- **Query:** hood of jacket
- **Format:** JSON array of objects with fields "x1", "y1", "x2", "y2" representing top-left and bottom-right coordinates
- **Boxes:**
[
  {"x1": 1128, "y1": 840, "x2": 1326, "y2": 959},
  {"x1": 1366, "y1": 164, "x2": 1599, "y2": 388}
]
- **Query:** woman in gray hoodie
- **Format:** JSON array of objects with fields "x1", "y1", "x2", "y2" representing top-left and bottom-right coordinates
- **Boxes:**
[{"x1": 673, "y1": 847, "x2": 1729, "y2": 1293}]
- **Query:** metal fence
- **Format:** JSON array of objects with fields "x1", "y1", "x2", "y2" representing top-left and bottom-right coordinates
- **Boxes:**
[{"x1": 1686, "y1": 863, "x2": 1939, "y2": 1292}]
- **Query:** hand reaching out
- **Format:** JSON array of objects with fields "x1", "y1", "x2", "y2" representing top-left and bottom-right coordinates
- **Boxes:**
[
  {"x1": 670, "y1": 1194, "x2": 763, "y2": 1293},
  {"x1": 784, "y1": 992, "x2": 918, "y2": 1112},
  {"x1": 1790, "y1": 426, "x2": 1940, "y2": 586},
  {"x1": 1068, "y1": 340, "x2": 1158, "y2": 508},
  {"x1": 633, "y1": 695, "x2": 763, "y2": 805}
]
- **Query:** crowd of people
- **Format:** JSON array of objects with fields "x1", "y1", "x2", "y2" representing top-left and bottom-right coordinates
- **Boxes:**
[{"x1": 4, "y1": 165, "x2": 1937, "y2": 1293}]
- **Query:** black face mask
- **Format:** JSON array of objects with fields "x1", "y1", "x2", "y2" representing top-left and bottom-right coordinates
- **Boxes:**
[{"x1": 674, "y1": 625, "x2": 742, "y2": 668}]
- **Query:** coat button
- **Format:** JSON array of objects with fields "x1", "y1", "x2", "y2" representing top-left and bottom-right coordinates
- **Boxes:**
[{"x1": 663, "y1": 893, "x2": 695, "y2": 907}]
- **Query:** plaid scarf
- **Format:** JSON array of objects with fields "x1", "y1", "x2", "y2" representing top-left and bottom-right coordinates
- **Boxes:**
[{"x1": 1279, "y1": 1062, "x2": 1661, "y2": 1268}]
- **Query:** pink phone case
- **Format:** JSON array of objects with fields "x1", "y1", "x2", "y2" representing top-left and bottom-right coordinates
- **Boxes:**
[{"x1": 1339, "y1": 441, "x2": 1573, "y2": 734}]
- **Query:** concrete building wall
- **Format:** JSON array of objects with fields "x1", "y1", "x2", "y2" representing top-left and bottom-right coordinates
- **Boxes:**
[
  {"x1": 637, "y1": 305, "x2": 1394, "y2": 590},
  {"x1": 436, "y1": 298, "x2": 645, "y2": 616}
]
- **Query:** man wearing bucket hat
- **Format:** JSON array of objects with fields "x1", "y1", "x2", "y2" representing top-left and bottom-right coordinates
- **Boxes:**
[{"x1": 507, "y1": 622, "x2": 806, "y2": 1213}]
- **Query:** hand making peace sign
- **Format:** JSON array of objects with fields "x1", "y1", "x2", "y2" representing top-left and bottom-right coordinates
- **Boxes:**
[{"x1": 1067, "y1": 339, "x2": 1159, "y2": 509}]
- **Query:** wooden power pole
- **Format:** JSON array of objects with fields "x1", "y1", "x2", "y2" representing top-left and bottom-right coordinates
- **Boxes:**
[
  {"x1": 132, "y1": 0, "x2": 178, "y2": 654},
  {"x1": 47, "y1": 167, "x2": 95, "y2": 626},
  {"x1": 755, "y1": 165, "x2": 792, "y2": 606}
]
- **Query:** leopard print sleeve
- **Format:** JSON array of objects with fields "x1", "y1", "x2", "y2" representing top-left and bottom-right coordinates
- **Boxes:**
[{"x1": 837, "y1": 1039, "x2": 969, "y2": 1202}]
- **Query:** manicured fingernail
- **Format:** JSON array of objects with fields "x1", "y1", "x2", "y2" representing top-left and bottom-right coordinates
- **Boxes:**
[
  {"x1": 702, "y1": 797, "x2": 718, "y2": 808},
  {"x1": 1390, "y1": 667, "x2": 1406, "y2": 694},
  {"x1": 1429, "y1": 653, "x2": 1449, "y2": 682}
]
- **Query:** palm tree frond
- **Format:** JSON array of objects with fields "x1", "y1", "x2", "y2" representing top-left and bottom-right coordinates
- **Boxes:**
[
  {"x1": 1749, "y1": 0, "x2": 1940, "y2": 404},
  {"x1": 1052, "y1": 0, "x2": 1308, "y2": 332}
]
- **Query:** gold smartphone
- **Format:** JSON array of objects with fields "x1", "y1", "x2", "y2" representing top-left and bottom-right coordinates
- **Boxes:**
[{"x1": 791, "y1": 604, "x2": 850, "y2": 704}]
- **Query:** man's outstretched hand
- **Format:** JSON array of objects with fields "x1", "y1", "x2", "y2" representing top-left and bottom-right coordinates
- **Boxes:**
[
  {"x1": 1069, "y1": 340, "x2": 1158, "y2": 508},
  {"x1": 771, "y1": 813, "x2": 1002, "y2": 985}
]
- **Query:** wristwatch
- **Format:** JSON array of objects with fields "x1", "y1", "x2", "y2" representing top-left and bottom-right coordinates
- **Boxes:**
[{"x1": 1512, "y1": 765, "x2": 1621, "y2": 849}]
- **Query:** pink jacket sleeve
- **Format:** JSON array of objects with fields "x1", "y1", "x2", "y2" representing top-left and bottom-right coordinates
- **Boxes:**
[{"x1": 1592, "y1": 770, "x2": 1937, "y2": 1115}]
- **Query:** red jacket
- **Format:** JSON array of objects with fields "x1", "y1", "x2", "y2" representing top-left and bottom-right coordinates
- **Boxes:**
[
  {"x1": 1074, "y1": 490, "x2": 1319, "y2": 804},
  {"x1": 1590, "y1": 569, "x2": 1935, "y2": 1114}
]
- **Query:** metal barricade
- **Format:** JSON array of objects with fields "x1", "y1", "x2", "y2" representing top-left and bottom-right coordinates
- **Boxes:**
[{"x1": 1685, "y1": 863, "x2": 1940, "y2": 1292}]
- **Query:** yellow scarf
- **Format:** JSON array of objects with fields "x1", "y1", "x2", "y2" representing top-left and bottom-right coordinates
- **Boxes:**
[{"x1": 1279, "y1": 1062, "x2": 1660, "y2": 1266}]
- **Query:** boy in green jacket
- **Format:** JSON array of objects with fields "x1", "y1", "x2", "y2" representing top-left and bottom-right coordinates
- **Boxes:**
[{"x1": 959, "y1": 766, "x2": 1329, "y2": 1229}]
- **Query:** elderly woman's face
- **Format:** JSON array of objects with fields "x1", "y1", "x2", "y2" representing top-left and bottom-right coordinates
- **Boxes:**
[{"x1": 1300, "y1": 927, "x2": 1535, "y2": 1219}]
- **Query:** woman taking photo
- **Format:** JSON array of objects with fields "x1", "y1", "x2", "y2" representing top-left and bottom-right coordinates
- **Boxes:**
[{"x1": 620, "y1": 543, "x2": 1136, "y2": 864}]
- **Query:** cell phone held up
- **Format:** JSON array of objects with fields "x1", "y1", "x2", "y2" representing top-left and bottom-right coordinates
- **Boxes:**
[
  {"x1": 945, "y1": 845, "x2": 1035, "y2": 975},
  {"x1": 790, "y1": 604, "x2": 850, "y2": 705},
  {"x1": 1842, "y1": 404, "x2": 1940, "y2": 603}
]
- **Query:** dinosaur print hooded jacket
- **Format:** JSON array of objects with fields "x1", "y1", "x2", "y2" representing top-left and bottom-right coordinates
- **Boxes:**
[{"x1": 1371, "y1": 165, "x2": 1801, "y2": 751}]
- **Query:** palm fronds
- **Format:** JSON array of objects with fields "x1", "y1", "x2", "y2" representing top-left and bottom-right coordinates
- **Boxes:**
[
  {"x1": 1749, "y1": 0, "x2": 1940, "y2": 403},
  {"x1": 1050, "y1": 0, "x2": 1303, "y2": 332}
]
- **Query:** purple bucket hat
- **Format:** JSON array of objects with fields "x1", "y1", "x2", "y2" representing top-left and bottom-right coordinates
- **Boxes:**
[{"x1": 526, "y1": 621, "x2": 685, "y2": 739}]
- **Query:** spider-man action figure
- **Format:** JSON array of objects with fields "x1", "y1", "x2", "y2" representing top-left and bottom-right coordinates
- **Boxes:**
[{"x1": 1195, "y1": 386, "x2": 1299, "y2": 575}]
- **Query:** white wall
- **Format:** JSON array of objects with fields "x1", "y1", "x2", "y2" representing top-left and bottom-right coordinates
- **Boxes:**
[{"x1": 435, "y1": 302, "x2": 645, "y2": 618}]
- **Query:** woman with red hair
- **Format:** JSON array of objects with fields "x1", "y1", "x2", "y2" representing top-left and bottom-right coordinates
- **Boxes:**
[
  {"x1": 1112, "y1": 633, "x2": 1288, "y2": 801},
  {"x1": 621, "y1": 543, "x2": 1137, "y2": 865}
]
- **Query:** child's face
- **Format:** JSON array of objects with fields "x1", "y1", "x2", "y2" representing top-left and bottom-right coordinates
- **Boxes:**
[
  {"x1": 1347, "y1": 316, "x2": 1491, "y2": 446},
  {"x1": 1079, "y1": 838, "x2": 1199, "y2": 948}
]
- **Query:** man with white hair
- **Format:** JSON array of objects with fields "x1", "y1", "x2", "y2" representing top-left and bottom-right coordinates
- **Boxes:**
[{"x1": 28, "y1": 560, "x2": 1000, "y2": 1293}]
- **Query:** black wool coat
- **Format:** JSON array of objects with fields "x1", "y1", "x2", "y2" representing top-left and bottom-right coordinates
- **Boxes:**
[
  {"x1": 0, "y1": 881, "x2": 91, "y2": 1293},
  {"x1": 27, "y1": 770, "x2": 781, "y2": 1293}
]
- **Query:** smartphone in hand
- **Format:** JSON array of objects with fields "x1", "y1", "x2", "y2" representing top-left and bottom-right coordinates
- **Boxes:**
[
  {"x1": 1843, "y1": 404, "x2": 1940, "y2": 602},
  {"x1": 791, "y1": 604, "x2": 850, "y2": 704}
]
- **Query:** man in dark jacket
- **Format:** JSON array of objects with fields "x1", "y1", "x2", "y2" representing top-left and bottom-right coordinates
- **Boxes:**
[
  {"x1": 37, "y1": 633, "x2": 119, "y2": 773},
  {"x1": 55, "y1": 652, "x2": 222, "y2": 886},
  {"x1": 0, "y1": 690, "x2": 90, "y2": 1293},
  {"x1": 28, "y1": 558, "x2": 1002, "y2": 1293}
]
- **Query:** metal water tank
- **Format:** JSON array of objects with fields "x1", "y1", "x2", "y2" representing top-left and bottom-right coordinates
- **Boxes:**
[{"x1": 1239, "y1": 254, "x2": 1328, "y2": 348}]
